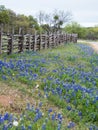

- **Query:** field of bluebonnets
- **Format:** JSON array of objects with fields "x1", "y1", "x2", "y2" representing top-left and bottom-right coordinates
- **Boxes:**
[{"x1": 0, "y1": 42, "x2": 98, "y2": 130}]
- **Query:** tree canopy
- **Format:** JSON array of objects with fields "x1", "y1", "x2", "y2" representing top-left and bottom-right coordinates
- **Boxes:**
[{"x1": 0, "y1": 5, "x2": 98, "y2": 39}]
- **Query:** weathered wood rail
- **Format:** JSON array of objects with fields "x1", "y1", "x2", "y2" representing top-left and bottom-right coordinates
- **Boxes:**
[{"x1": 0, "y1": 27, "x2": 77, "y2": 55}]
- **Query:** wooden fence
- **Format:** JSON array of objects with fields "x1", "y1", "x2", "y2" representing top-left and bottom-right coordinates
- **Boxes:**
[{"x1": 0, "y1": 27, "x2": 77, "y2": 55}]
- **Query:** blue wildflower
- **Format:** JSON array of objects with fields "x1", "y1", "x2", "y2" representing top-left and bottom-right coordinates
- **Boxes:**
[
  {"x1": 67, "y1": 122, "x2": 75, "y2": 128},
  {"x1": 0, "y1": 116, "x2": 4, "y2": 124},
  {"x1": 48, "y1": 108, "x2": 52, "y2": 113},
  {"x1": 28, "y1": 125, "x2": 32, "y2": 130},
  {"x1": 67, "y1": 106, "x2": 72, "y2": 111},
  {"x1": 57, "y1": 123, "x2": 61, "y2": 130},
  {"x1": 42, "y1": 123, "x2": 46, "y2": 130},
  {"x1": 78, "y1": 111, "x2": 82, "y2": 116},
  {"x1": 4, "y1": 112, "x2": 9, "y2": 120},
  {"x1": 39, "y1": 102, "x2": 42, "y2": 107}
]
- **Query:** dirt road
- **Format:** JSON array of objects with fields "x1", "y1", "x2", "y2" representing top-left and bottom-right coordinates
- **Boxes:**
[
  {"x1": 88, "y1": 41, "x2": 98, "y2": 53},
  {"x1": 78, "y1": 40, "x2": 98, "y2": 53}
]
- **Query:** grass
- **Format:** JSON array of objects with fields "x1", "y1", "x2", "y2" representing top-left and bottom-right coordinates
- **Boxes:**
[{"x1": 0, "y1": 42, "x2": 98, "y2": 129}]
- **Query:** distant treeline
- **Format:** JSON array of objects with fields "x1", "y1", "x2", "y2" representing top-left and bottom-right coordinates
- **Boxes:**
[
  {"x1": 64, "y1": 22, "x2": 98, "y2": 40},
  {"x1": 0, "y1": 5, "x2": 72, "y2": 33},
  {"x1": 0, "y1": 5, "x2": 98, "y2": 40}
]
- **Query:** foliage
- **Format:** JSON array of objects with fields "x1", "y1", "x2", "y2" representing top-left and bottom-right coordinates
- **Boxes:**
[
  {"x1": 86, "y1": 27, "x2": 98, "y2": 40},
  {"x1": 52, "y1": 10, "x2": 72, "y2": 31},
  {"x1": 33, "y1": 10, "x2": 72, "y2": 32},
  {"x1": 64, "y1": 22, "x2": 98, "y2": 40},
  {"x1": 0, "y1": 43, "x2": 98, "y2": 129},
  {"x1": 64, "y1": 22, "x2": 87, "y2": 39},
  {"x1": 0, "y1": 5, "x2": 72, "y2": 33},
  {"x1": 0, "y1": 5, "x2": 9, "y2": 24}
]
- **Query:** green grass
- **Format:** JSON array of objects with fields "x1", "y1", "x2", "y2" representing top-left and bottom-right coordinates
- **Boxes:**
[{"x1": 0, "y1": 42, "x2": 98, "y2": 129}]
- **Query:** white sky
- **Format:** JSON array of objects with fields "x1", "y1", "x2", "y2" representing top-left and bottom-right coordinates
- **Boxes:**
[{"x1": 0, "y1": 0, "x2": 98, "y2": 27}]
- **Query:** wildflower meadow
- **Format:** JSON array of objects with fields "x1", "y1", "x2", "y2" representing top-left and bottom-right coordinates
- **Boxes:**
[{"x1": 0, "y1": 42, "x2": 98, "y2": 130}]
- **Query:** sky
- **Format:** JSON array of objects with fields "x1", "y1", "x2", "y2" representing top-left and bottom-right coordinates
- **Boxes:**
[{"x1": 0, "y1": 0, "x2": 98, "y2": 27}]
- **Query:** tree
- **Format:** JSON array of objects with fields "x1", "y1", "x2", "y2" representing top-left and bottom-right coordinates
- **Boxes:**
[
  {"x1": 43, "y1": 13, "x2": 53, "y2": 29},
  {"x1": 64, "y1": 22, "x2": 87, "y2": 39},
  {"x1": 41, "y1": 24, "x2": 51, "y2": 32},
  {"x1": 7, "y1": 9, "x2": 16, "y2": 26},
  {"x1": 36, "y1": 11, "x2": 45, "y2": 25},
  {"x1": 0, "y1": 5, "x2": 9, "y2": 24},
  {"x1": 53, "y1": 14, "x2": 59, "y2": 30},
  {"x1": 28, "y1": 15, "x2": 39, "y2": 30},
  {"x1": 15, "y1": 14, "x2": 30, "y2": 33},
  {"x1": 52, "y1": 10, "x2": 72, "y2": 31},
  {"x1": 86, "y1": 27, "x2": 98, "y2": 40},
  {"x1": 35, "y1": 9, "x2": 72, "y2": 32}
]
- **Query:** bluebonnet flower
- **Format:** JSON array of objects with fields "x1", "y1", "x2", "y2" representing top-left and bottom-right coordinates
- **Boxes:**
[
  {"x1": 9, "y1": 114, "x2": 13, "y2": 122},
  {"x1": 58, "y1": 113, "x2": 63, "y2": 123},
  {"x1": 51, "y1": 113, "x2": 56, "y2": 120},
  {"x1": 57, "y1": 123, "x2": 61, "y2": 130},
  {"x1": 4, "y1": 112, "x2": 9, "y2": 120},
  {"x1": 0, "y1": 116, "x2": 4, "y2": 124},
  {"x1": 89, "y1": 127, "x2": 93, "y2": 130},
  {"x1": 42, "y1": 123, "x2": 46, "y2": 130},
  {"x1": 39, "y1": 102, "x2": 42, "y2": 107},
  {"x1": 34, "y1": 114, "x2": 38, "y2": 122},
  {"x1": 3, "y1": 124, "x2": 8, "y2": 130},
  {"x1": 35, "y1": 108, "x2": 39, "y2": 113},
  {"x1": 34, "y1": 111, "x2": 42, "y2": 122},
  {"x1": 21, "y1": 125, "x2": 26, "y2": 130},
  {"x1": 2, "y1": 75, "x2": 7, "y2": 80},
  {"x1": 67, "y1": 121, "x2": 75, "y2": 128},
  {"x1": 28, "y1": 125, "x2": 32, "y2": 130},
  {"x1": 48, "y1": 108, "x2": 52, "y2": 113},
  {"x1": 52, "y1": 69, "x2": 58, "y2": 73},
  {"x1": 33, "y1": 73, "x2": 38, "y2": 79},
  {"x1": 78, "y1": 111, "x2": 82, "y2": 116},
  {"x1": 45, "y1": 118, "x2": 48, "y2": 123},
  {"x1": 67, "y1": 106, "x2": 72, "y2": 111},
  {"x1": 26, "y1": 103, "x2": 31, "y2": 110},
  {"x1": 95, "y1": 96, "x2": 98, "y2": 100},
  {"x1": 66, "y1": 98, "x2": 70, "y2": 103}
]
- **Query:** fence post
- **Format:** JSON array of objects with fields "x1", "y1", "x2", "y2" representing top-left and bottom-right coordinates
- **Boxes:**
[
  {"x1": 53, "y1": 32, "x2": 55, "y2": 47},
  {"x1": 18, "y1": 28, "x2": 24, "y2": 53},
  {"x1": 62, "y1": 32, "x2": 64, "y2": 44},
  {"x1": 48, "y1": 32, "x2": 51, "y2": 48},
  {"x1": 25, "y1": 34, "x2": 31, "y2": 51},
  {"x1": 19, "y1": 27, "x2": 22, "y2": 35},
  {"x1": 29, "y1": 35, "x2": 31, "y2": 50},
  {"x1": 45, "y1": 32, "x2": 47, "y2": 49},
  {"x1": 75, "y1": 34, "x2": 78, "y2": 43},
  {"x1": 7, "y1": 27, "x2": 14, "y2": 55},
  {"x1": 39, "y1": 33, "x2": 42, "y2": 50},
  {"x1": 11, "y1": 27, "x2": 14, "y2": 53},
  {"x1": 66, "y1": 34, "x2": 68, "y2": 43},
  {"x1": 57, "y1": 32, "x2": 59, "y2": 46},
  {"x1": 73, "y1": 34, "x2": 77, "y2": 43},
  {"x1": 34, "y1": 31, "x2": 37, "y2": 51},
  {"x1": 0, "y1": 25, "x2": 3, "y2": 54}
]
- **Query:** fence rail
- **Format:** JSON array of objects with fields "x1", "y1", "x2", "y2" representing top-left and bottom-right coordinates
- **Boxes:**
[{"x1": 0, "y1": 28, "x2": 77, "y2": 55}]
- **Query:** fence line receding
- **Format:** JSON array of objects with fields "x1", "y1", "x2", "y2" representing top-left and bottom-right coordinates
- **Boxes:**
[{"x1": 0, "y1": 27, "x2": 78, "y2": 55}]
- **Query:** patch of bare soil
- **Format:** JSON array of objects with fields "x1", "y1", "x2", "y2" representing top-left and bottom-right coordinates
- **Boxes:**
[
  {"x1": 0, "y1": 95, "x2": 13, "y2": 107},
  {"x1": 0, "y1": 82, "x2": 35, "y2": 113},
  {"x1": 89, "y1": 42, "x2": 98, "y2": 53},
  {"x1": 0, "y1": 83, "x2": 72, "y2": 128}
]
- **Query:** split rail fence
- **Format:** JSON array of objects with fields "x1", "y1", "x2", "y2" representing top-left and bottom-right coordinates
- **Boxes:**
[{"x1": 0, "y1": 27, "x2": 78, "y2": 55}]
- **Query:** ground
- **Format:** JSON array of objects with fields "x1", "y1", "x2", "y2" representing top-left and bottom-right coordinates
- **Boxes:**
[
  {"x1": 0, "y1": 41, "x2": 98, "y2": 129},
  {"x1": 88, "y1": 41, "x2": 98, "y2": 53},
  {"x1": 0, "y1": 41, "x2": 98, "y2": 109},
  {"x1": 78, "y1": 40, "x2": 98, "y2": 53}
]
